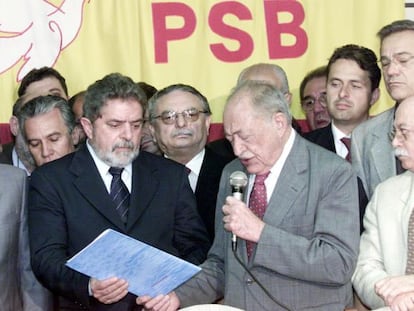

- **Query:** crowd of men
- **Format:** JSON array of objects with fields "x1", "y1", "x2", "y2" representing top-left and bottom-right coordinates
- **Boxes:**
[{"x1": 1, "y1": 18, "x2": 414, "y2": 311}]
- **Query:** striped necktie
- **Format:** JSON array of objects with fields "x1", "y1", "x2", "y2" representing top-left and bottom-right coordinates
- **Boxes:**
[{"x1": 108, "y1": 167, "x2": 130, "y2": 224}]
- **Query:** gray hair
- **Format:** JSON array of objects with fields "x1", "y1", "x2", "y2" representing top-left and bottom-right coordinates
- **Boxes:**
[
  {"x1": 148, "y1": 83, "x2": 211, "y2": 122},
  {"x1": 378, "y1": 19, "x2": 414, "y2": 42},
  {"x1": 84, "y1": 73, "x2": 147, "y2": 123},
  {"x1": 228, "y1": 80, "x2": 292, "y2": 124},
  {"x1": 237, "y1": 63, "x2": 290, "y2": 95},
  {"x1": 18, "y1": 95, "x2": 75, "y2": 140}
]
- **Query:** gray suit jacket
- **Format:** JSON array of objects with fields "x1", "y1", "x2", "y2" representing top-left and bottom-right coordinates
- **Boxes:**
[
  {"x1": 351, "y1": 108, "x2": 396, "y2": 199},
  {"x1": 0, "y1": 164, "x2": 53, "y2": 311},
  {"x1": 176, "y1": 134, "x2": 360, "y2": 310}
]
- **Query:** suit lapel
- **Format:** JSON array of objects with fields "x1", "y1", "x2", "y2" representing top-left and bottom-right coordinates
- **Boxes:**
[
  {"x1": 264, "y1": 136, "x2": 307, "y2": 225},
  {"x1": 370, "y1": 116, "x2": 396, "y2": 182},
  {"x1": 126, "y1": 153, "x2": 160, "y2": 230},
  {"x1": 70, "y1": 146, "x2": 126, "y2": 230}
]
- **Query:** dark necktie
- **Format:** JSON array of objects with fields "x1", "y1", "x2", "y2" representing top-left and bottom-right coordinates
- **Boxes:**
[
  {"x1": 246, "y1": 172, "x2": 270, "y2": 259},
  {"x1": 341, "y1": 137, "x2": 352, "y2": 163},
  {"x1": 109, "y1": 167, "x2": 130, "y2": 224},
  {"x1": 407, "y1": 209, "x2": 414, "y2": 274}
]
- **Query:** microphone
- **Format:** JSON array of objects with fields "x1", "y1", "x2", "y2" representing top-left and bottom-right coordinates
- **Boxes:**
[{"x1": 229, "y1": 171, "x2": 248, "y2": 251}]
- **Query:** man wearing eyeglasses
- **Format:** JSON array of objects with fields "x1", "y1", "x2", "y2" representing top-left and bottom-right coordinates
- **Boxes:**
[
  {"x1": 352, "y1": 96, "x2": 414, "y2": 310},
  {"x1": 299, "y1": 66, "x2": 331, "y2": 131},
  {"x1": 352, "y1": 19, "x2": 414, "y2": 199},
  {"x1": 148, "y1": 84, "x2": 232, "y2": 244}
]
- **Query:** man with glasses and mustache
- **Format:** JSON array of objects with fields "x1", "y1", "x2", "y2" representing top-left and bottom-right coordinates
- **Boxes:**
[
  {"x1": 299, "y1": 65, "x2": 331, "y2": 131},
  {"x1": 148, "y1": 84, "x2": 232, "y2": 244},
  {"x1": 353, "y1": 96, "x2": 414, "y2": 310},
  {"x1": 352, "y1": 19, "x2": 414, "y2": 199},
  {"x1": 28, "y1": 74, "x2": 210, "y2": 310},
  {"x1": 304, "y1": 44, "x2": 381, "y2": 233}
]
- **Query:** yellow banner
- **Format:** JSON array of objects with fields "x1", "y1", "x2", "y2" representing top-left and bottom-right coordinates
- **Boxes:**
[{"x1": 0, "y1": 0, "x2": 405, "y2": 123}]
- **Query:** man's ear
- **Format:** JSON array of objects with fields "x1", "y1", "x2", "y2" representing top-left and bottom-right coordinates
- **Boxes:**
[
  {"x1": 80, "y1": 117, "x2": 93, "y2": 140},
  {"x1": 71, "y1": 126, "x2": 81, "y2": 146},
  {"x1": 9, "y1": 116, "x2": 19, "y2": 136}
]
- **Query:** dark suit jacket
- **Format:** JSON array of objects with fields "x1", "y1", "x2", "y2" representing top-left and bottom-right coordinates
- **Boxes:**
[
  {"x1": 304, "y1": 124, "x2": 368, "y2": 233},
  {"x1": 0, "y1": 142, "x2": 13, "y2": 164},
  {"x1": 195, "y1": 147, "x2": 232, "y2": 242},
  {"x1": 28, "y1": 145, "x2": 210, "y2": 311}
]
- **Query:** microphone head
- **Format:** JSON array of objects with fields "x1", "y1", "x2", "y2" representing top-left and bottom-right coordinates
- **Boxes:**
[{"x1": 229, "y1": 171, "x2": 248, "y2": 188}]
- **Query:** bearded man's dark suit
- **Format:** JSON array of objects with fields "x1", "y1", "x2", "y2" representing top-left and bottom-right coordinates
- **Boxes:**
[
  {"x1": 304, "y1": 124, "x2": 368, "y2": 232},
  {"x1": 0, "y1": 142, "x2": 13, "y2": 164},
  {"x1": 194, "y1": 146, "x2": 232, "y2": 242},
  {"x1": 28, "y1": 145, "x2": 210, "y2": 311}
]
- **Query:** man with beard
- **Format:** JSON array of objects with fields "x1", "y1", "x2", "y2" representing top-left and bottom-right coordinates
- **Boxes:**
[
  {"x1": 352, "y1": 96, "x2": 414, "y2": 310},
  {"x1": 28, "y1": 73, "x2": 210, "y2": 310},
  {"x1": 304, "y1": 44, "x2": 381, "y2": 232}
]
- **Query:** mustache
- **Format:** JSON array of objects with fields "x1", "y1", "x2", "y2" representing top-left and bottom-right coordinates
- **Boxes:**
[
  {"x1": 112, "y1": 141, "x2": 135, "y2": 151},
  {"x1": 394, "y1": 148, "x2": 409, "y2": 157},
  {"x1": 172, "y1": 129, "x2": 193, "y2": 137}
]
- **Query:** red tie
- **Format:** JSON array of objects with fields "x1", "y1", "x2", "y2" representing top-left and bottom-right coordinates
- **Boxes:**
[
  {"x1": 341, "y1": 137, "x2": 352, "y2": 163},
  {"x1": 246, "y1": 172, "x2": 270, "y2": 259}
]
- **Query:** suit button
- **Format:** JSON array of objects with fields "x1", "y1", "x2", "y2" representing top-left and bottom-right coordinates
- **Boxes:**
[{"x1": 246, "y1": 278, "x2": 254, "y2": 285}]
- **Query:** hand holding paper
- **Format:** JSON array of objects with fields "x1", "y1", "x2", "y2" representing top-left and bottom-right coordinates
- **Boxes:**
[{"x1": 66, "y1": 229, "x2": 201, "y2": 297}]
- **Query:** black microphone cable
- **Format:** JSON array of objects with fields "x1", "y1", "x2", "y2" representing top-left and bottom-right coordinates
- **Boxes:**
[{"x1": 231, "y1": 244, "x2": 291, "y2": 310}]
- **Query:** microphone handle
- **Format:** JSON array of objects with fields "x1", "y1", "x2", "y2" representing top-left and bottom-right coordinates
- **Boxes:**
[{"x1": 231, "y1": 190, "x2": 243, "y2": 251}]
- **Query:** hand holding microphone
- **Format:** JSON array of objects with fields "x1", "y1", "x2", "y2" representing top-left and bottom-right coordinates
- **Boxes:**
[{"x1": 228, "y1": 171, "x2": 248, "y2": 251}]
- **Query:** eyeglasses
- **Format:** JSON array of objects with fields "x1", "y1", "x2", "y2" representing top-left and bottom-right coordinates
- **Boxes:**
[
  {"x1": 380, "y1": 53, "x2": 414, "y2": 69},
  {"x1": 301, "y1": 92, "x2": 327, "y2": 112},
  {"x1": 152, "y1": 108, "x2": 209, "y2": 125},
  {"x1": 389, "y1": 126, "x2": 414, "y2": 142}
]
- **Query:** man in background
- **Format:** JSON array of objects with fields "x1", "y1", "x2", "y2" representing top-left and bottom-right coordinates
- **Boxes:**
[
  {"x1": 148, "y1": 84, "x2": 231, "y2": 243},
  {"x1": 299, "y1": 66, "x2": 331, "y2": 131},
  {"x1": 352, "y1": 19, "x2": 414, "y2": 198},
  {"x1": 304, "y1": 44, "x2": 380, "y2": 232},
  {"x1": 0, "y1": 66, "x2": 69, "y2": 173},
  {"x1": 18, "y1": 95, "x2": 78, "y2": 167}
]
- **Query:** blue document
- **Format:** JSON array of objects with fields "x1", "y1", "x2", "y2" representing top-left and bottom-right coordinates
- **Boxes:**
[{"x1": 66, "y1": 229, "x2": 201, "y2": 297}]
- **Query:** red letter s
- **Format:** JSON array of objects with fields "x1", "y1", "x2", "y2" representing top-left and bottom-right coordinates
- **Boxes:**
[{"x1": 209, "y1": 1, "x2": 254, "y2": 62}]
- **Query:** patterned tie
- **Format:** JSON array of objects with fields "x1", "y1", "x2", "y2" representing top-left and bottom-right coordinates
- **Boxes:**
[
  {"x1": 341, "y1": 137, "x2": 352, "y2": 163},
  {"x1": 406, "y1": 209, "x2": 414, "y2": 274},
  {"x1": 246, "y1": 172, "x2": 270, "y2": 259},
  {"x1": 108, "y1": 167, "x2": 130, "y2": 224}
]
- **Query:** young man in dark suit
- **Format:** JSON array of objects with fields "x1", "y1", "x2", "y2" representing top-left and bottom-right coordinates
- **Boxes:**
[{"x1": 304, "y1": 44, "x2": 381, "y2": 233}]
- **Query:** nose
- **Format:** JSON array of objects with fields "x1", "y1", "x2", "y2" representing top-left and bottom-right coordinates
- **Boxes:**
[
  {"x1": 384, "y1": 61, "x2": 400, "y2": 77},
  {"x1": 313, "y1": 100, "x2": 325, "y2": 113},
  {"x1": 121, "y1": 123, "x2": 133, "y2": 140},
  {"x1": 175, "y1": 113, "x2": 188, "y2": 128},
  {"x1": 231, "y1": 136, "x2": 244, "y2": 157},
  {"x1": 392, "y1": 132, "x2": 401, "y2": 148},
  {"x1": 339, "y1": 84, "x2": 350, "y2": 98},
  {"x1": 41, "y1": 142, "x2": 53, "y2": 160}
]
